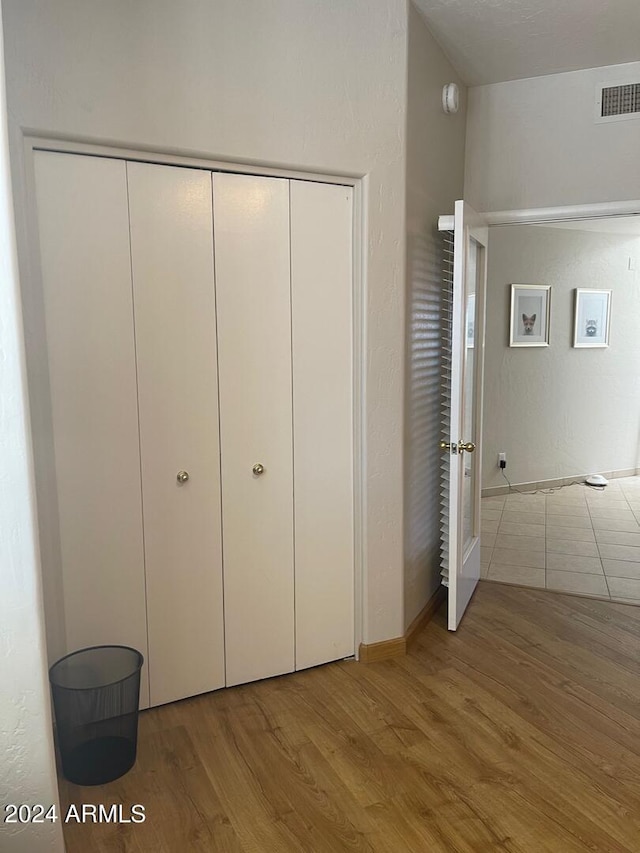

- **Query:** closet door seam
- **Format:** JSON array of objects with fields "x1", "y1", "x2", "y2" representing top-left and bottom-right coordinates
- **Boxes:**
[{"x1": 124, "y1": 160, "x2": 152, "y2": 707}]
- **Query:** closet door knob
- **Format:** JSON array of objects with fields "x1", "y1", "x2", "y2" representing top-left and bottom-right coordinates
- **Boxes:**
[
  {"x1": 252, "y1": 463, "x2": 265, "y2": 476},
  {"x1": 176, "y1": 470, "x2": 190, "y2": 484}
]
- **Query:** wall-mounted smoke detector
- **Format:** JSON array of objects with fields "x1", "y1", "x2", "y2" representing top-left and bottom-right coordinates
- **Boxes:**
[
  {"x1": 442, "y1": 83, "x2": 459, "y2": 115},
  {"x1": 595, "y1": 81, "x2": 640, "y2": 124}
]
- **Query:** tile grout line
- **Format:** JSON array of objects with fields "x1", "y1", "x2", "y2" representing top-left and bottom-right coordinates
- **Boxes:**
[
  {"x1": 495, "y1": 490, "x2": 546, "y2": 587},
  {"x1": 481, "y1": 494, "x2": 500, "y2": 580},
  {"x1": 585, "y1": 493, "x2": 611, "y2": 600},
  {"x1": 603, "y1": 483, "x2": 640, "y2": 601},
  {"x1": 587, "y1": 482, "x2": 640, "y2": 598},
  {"x1": 547, "y1": 488, "x2": 588, "y2": 596},
  {"x1": 483, "y1": 479, "x2": 640, "y2": 597},
  {"x1": 544, "y1": 492, "x2": 547, "y2": 591},
  {"x1": 545, "y1": 486, "x2": 611, "y2": 600},
  {"x1": 487, "y1": 494, "x2": 506, "y2": 580}
]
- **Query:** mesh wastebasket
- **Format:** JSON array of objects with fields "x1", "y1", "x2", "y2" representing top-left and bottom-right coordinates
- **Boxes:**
[{"x1": 49, "y1": 645, "x2": 144, "y2": 786}]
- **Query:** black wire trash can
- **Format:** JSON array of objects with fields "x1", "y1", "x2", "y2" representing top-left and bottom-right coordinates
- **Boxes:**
[{"x1": 49, "y1": 645, "x2": 144, "y2": 786}]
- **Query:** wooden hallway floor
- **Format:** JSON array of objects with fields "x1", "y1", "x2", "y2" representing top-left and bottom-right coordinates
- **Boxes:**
[{"x1": 59, "y1": 582, "x2": 640, "y2": 852}]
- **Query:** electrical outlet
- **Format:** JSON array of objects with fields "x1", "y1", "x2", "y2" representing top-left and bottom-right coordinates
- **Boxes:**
[{"x1": 498, "y1": 452, "x2": 507, "y2": 469}]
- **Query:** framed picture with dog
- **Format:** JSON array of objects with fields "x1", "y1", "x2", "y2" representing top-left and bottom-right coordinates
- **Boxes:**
[
  {"x1": 509, "y1": 284, "x2": 551, "y2": 347},
  {"x1": 573, "y1": 289, "x2": 611, "y2": 348}
]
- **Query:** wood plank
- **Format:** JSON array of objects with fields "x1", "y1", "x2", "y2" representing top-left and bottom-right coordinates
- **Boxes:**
[{"x1": 59, "y1": 583, "x2": 640, "y2": 852}]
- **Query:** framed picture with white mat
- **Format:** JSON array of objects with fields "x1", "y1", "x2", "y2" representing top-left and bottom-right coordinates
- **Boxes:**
[
  {"x1": 573, "y1": 289, "x2": 611, "y2": 348},
  {"x1": 509, "y1": 284, "x2": 551, "y2": 347}
]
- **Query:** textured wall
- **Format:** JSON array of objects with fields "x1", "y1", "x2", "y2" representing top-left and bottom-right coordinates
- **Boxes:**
[
  {"x1": 465, "y1": 61, "x2": 640, "y2": 212},
  {"x1": 483, "y1": 224, "x2": 640, "y2": 488},
  {"x1": 3, "y1": 0, "x2": 408, "y2": 644},
  {"x1": 404, "y1": 2, "x2": 467, "y2": 629},
  {"x1": 0, "y1": 3, "x2": 64, "y2": 850},
  {"x1": 412, "y1": 0, "x2": 640, "y2": 85}
]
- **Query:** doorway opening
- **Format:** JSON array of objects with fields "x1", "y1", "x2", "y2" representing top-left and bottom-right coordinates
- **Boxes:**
[{"x1": 480, "y1": 215, "x2": 640, "y2": 603}]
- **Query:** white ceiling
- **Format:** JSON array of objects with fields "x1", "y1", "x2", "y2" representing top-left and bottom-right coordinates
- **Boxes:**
[{"x1": 413, "y1": 0, "x2": 640, "y2": 86}]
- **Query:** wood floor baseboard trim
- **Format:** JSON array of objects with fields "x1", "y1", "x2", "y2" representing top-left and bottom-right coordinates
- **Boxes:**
[
  {"x1": 358, "y1": 585, "x2": 446, "y2": 663},
  {"x1": 405, "y1": 586, "x2": 447, "y2": 649},
  {"x1": 358, "y1": 636, "x2": 406, "y2": 663}
]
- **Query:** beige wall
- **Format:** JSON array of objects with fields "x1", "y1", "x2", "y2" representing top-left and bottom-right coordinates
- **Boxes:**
[
  {"x1": 404, "y1": 2, "x2": 466, "y2": 628},
  {"x1": 465, "y1": 61, "x2": 640, "y2": 212},
  {"x1": 3, "y1": 0, "x2": 408, "y2": 644},
  {"x1": 483, "y1": 224, "x2": 640, "y2": 489},
  {"x1": 0, "y1": 2, "x2": 63, "y2": 849}
]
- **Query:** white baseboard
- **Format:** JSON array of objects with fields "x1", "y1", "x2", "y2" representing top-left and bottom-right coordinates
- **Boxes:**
[{"x1": 482, "y1": 468, "x2": 639, "y2": 497}]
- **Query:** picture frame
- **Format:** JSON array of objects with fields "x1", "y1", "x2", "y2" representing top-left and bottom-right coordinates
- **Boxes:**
[
  {"x1": 509, "y1": 284, "x2": 551, "y2": 347},
  {"x1": 573, "y1": 289, "x2": 611, "y2": 348}
]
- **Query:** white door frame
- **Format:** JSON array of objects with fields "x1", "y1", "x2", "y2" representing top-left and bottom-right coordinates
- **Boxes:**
[
  {"x1": 441, "y1": 196, "x2": 640, "y2": 610},
  {"x1": 477, "y1": 197, "x2": 640, "y2": 500},
  {"x1": 484, "y1": 199, "x2": 640, "y2": 227},
  {"x1": 18, "y1": 134, "x2": 366, "y2": 661}
]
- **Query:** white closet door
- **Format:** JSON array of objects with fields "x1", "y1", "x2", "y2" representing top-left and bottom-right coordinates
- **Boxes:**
[
  {"x1": 34, "y1": 152, "x2": 150, "y2": 707},
  {"x1": 213, "y1": 173, "x2": 294, "y2": 687},
  {"x1": 127, "y1": 163, "x2": 224, "y2": 706},
  {"x1": 290, "y1": 181, "x2": 354, "y2": 669}
]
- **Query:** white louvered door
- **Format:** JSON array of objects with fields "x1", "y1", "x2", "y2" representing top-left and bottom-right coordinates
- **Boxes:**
[{"x1": 440, "y1": 200, "x2": 488, "y2": 631}]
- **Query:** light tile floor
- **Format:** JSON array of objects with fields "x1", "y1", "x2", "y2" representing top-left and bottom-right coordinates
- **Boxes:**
[{"x1": 481, "y1": 476, "x2": 640, "y2": 604}]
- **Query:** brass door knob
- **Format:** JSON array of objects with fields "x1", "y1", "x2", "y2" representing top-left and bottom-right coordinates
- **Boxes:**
[
  {"x1": 458, "y1": 441, "x2": 476, "y2": 453},
  {"x1": 176, "y1": 470, "x2": 190, "y2": 484},
  {"x1": 252, "y1": 463, "x2": 265, "y2": 476}
]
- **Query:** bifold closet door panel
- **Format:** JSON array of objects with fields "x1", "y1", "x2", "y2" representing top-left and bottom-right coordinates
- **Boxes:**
[
  {"x1": 290, "y1": 181, "x2": 355, "y2": 669},
  {"x1": 213, "y1": 173, "x2": 295, "y2": 687},
  {"x1": 33, "y1": 152, "x2": 150, "y2": 707},
  {"x1": 127, "y1": 163, "x2": 225, "y2": 706}
]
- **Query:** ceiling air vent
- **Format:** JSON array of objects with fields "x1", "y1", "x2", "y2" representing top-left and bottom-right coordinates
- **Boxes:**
[{"x1": 595, "y1": 81, "x2": 640, "y2": 123}]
